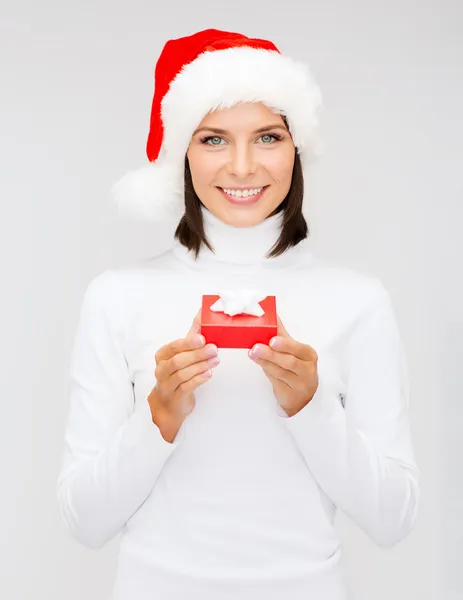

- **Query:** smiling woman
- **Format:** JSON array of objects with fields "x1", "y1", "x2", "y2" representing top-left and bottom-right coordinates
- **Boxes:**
[
  {"x1": 186, "y1": 103, "x2": 295, "y2": 226},
  {"x1": 58, "y1": 27, "x2": 420, "y2": 600},
  {"x1": 175, "y1": 102, "x2": 308, "y2": 258}
]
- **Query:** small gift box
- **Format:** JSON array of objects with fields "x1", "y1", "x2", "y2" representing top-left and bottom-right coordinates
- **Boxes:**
[{"x1": 200, "y1": 290, "x2": 277, "y2": 349}]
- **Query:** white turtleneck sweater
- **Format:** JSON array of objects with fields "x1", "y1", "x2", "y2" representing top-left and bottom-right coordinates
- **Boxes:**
[{"x1": 57, "y1": 207, "x2": 420, "y2": 600}]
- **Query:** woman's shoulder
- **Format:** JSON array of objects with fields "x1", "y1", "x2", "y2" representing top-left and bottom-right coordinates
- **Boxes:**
[
  {"x1": 78, "y1": 252, "x2": 174, "y2": 313},
  {"x1": 279, "y1": 257, "x2": 397, "y2": 359},
  {"x1": 297, "y1": 253, "x2": 388, "y2": 309},
  {"x1": 89, "y1": 251, "x2": 178, "y2": 290}
]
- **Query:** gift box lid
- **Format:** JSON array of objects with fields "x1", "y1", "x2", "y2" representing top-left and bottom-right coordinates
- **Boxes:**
[{"x1": 201, "y1": 294, "x2": 277, "y2": 326}]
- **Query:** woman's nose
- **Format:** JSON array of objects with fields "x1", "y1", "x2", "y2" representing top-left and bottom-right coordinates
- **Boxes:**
[{"x1": 226, "y1": 146, "x2": 257, "y2": 179}]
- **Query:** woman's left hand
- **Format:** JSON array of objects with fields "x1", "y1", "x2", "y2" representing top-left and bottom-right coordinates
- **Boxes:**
[{"x1": 248, "y1": 315, "x2": 319, "y2": 417}]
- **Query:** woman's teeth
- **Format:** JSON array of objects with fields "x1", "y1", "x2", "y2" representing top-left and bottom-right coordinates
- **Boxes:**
[{"x1": 222, "y1": 187, "x2": 263, "y2": 198}]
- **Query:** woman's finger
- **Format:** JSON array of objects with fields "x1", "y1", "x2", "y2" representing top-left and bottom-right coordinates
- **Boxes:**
[
  {"x1": 172, "y1": 368, "x2": 215, "y2": 400},
  {"x1": 250, "y1": 344, "x2": 306, "y2": 375},
  {"x1": 186, "y1": 309, "x2": 202, "y2": 338},
  {"x1": 253, "y1": 357, "x2": 300, "y2": 387},
  {"x1": 269, "y1": 336, "x2": 317, "y2": 362},
  {"x1": 155, "y1": 334, "x2": 205, "y2": 364},
  {"x1": 157, "y1": 343, "x2": 218, "y2": 379},
  {"x1": 166, "y1": 355, "x2": 220, "y2": 394}
]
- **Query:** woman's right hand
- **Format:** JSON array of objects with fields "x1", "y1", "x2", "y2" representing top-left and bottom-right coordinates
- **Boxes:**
[{"x1": 147, "y1": 311, "x2": 219, "y2": 437}]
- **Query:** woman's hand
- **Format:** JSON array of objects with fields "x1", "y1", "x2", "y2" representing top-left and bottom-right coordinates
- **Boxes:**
[
  {"x1": 248, "y1": 315, "x2": 319, "y2": 417},
  {"x1": 147, "y1": 311, "x2": 219, "y2": 436}
]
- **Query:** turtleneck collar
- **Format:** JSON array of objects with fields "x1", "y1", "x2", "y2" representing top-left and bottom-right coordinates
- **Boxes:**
[{"x1": 171, "y1": 205, "x2": 314, "y2": 272}]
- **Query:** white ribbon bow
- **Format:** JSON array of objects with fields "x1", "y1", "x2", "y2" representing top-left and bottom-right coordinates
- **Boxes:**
[{"x1": 209, "y1": 289, "x2": 267, "y2": 317}]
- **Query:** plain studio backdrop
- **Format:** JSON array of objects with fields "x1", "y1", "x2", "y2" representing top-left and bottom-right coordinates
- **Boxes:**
[{"x1": 1, "y1": 1, "x2": 461, "y2": 598}]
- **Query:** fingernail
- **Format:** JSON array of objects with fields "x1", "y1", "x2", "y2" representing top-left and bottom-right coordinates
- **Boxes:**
[
  {"x1": 208, "y1": 356, "x2": 220, "y2": 367},
  {"x1": 205, "y1": 345, "x2": 218, "y2": 357},
  {"x1": 269, "y1": 337, "x2": 279, "y2": 348},
  {"x1": 201, "y1": 369, "x2": 212, "y2": 378},
  {"x1": 193, "y1": 335, "x2": 205, "y2": 347}
]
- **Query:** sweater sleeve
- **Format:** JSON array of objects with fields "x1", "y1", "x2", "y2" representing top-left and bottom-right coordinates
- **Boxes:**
[
  {"x1": 277, "y1": 279, "x2": 420, "y2": 548},
  {"x1": 56, "y1": 269, "x2": 182, "y2": 549}
]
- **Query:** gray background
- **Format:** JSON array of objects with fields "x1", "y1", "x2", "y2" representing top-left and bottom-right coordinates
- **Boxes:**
[{"x1": 1, "y1": 1, "x2": 461, "y2": 598}]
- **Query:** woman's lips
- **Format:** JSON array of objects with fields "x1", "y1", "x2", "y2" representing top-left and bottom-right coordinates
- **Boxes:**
[{"x1": 218, "y1": 186, "x2": 269, "y2": 205}]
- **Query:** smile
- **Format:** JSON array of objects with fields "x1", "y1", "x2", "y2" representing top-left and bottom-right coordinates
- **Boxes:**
[{"x1": 218, "y1": 186, "x2": 269, "y2": 205}]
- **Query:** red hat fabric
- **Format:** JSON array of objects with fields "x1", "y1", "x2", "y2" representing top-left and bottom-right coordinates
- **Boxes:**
[
  {"x1": 111, "y1": 28, "x2": 324, "y2": 225},
  {"x1": 146, "y1": 29, "x2": 281, "y2": 163}
]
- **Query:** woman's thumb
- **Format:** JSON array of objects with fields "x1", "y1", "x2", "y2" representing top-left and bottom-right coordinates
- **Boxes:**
[
  {"x1": 187, "y1": 309, "x2": 202, "y2": 338},
  {"x1": 277, "y1": 315, "x2": 291, "y2": 339}
]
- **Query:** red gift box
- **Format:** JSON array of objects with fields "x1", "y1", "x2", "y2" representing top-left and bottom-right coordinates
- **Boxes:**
[{"x1": 200, "y1": 294, "x2": 277, "y2": 349}]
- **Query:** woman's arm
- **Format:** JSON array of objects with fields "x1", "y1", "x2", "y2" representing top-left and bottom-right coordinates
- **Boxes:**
[
  {"x1": 56, "y1": 270, "x2": 181, "y2": 549},
  {"x1": 278, "y1": 279, "x2": 420, "y2": 547}
]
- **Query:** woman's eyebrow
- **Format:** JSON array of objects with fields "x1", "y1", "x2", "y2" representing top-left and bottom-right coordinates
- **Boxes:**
[{"x1": 192, "y1": 124, "x2": 288, "y2": 136}]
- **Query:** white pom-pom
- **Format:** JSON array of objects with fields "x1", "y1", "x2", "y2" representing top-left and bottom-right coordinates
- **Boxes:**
[{"x1": 110, "y1": 159, "x2": 185, "y2": 223}]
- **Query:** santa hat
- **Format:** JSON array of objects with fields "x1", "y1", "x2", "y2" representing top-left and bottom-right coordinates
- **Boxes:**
[{"x1": 111, "y1": 28, "x2": 324, "y2": 223}]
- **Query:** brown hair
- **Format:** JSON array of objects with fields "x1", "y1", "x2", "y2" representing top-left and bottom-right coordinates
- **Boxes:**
[{"x1": 174, "y1": 118, "x2": 309, "y2": 260}]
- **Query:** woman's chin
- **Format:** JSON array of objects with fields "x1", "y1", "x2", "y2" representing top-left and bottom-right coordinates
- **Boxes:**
[{"x1": 219, "y1": 205, "x2": 276, "y2": 228}]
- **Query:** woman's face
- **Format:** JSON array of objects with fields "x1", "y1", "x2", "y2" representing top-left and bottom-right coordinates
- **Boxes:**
[{"x1": 186, "y1": 102, "x2": 296, "y2": 228}]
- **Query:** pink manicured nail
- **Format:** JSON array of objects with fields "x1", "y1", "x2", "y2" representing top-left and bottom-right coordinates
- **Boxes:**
[
  {"x1": 205, "y1": 344, "x2": 218, "y2": 357},
  {"x1": 194, "y1": 335, "x2": 205, "y2": 347},
  {"x1": 269, "y1": 337, "x2": 279, "y2": 349},
  {"x1": 202, "y1": 369, "x2": 212, "y2": 378}
]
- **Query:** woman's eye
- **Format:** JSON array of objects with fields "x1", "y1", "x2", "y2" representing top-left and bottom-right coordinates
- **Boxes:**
[
  {"x1": 203, "y1": 136, "x2": 224, "y2": 145},
  {"x1": 259, "y1": 134, "x2": 281, "y2": 143}
]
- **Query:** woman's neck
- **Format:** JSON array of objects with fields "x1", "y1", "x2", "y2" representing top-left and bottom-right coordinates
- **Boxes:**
[{"x1": 171, "y1": 205, "x2": 314, "y2": 272}]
